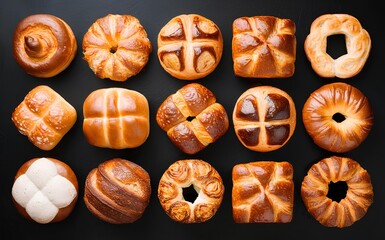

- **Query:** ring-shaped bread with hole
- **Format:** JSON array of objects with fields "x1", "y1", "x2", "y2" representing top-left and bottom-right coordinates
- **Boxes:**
[
  {"x1": 304, "y1": 14, "x2": 371, "y2": 78},
  {"x1": 158, "y1": 159, "x2": 224, "y2": 223},
  {"x1": 302, "y1": 82, "x2": 373, "y2": 153}
]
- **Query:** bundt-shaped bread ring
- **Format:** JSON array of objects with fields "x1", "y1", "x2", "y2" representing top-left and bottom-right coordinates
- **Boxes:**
[
  {"x1": 82, "y1": 14, "x2": 152, "y2": 81},
  {"x1": 302, "y1": 82, "x2": 373, "y2": 153},
  {"x1": 301, "y1": 156, "x2": 373, "y2": 228},
  {"x1": 13, "y1": 14, "x2": 77, "y2": 78}
]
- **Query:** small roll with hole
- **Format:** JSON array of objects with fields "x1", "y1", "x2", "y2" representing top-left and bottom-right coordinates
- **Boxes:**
[
  {"x1": 158, "y1": 159, "x2": 224, "y2": 223},
  {"x1": 302, "y1": 82, "x2": 373, "y2": 153}
]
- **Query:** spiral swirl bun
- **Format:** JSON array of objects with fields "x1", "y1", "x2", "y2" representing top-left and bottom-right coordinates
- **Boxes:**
[
  {"x1": 301, "y1": 156, "x2": 373, "y2": 228},
  {"x1": 13, "y1": 14, "x2": 77, "y2": 78},
  {"x1": 158, "y1": 159, "x2": 224, "y2": 223}
]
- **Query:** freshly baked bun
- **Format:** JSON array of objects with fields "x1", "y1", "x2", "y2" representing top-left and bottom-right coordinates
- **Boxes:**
[
  {"x1": 12, "y1": 157, "x2": 78, "y2": 224},
  {"x1": 304, "y1": 14, "x2": 371, "y2": 78},
  {"x1": 302, "y1": 82, "x2": 373, "y2": 153},
  {"x1": 82, "y1": 14, "x2": 152, "y2": 81},
  {"x1": 301, "y1": 156, "x2": 373, "y2": 228},
  {"x1": 233, "y1": 85, "x2": 296, "y2": 152},
  {"x1": 83, "y1": 87, "x2": 150, "y2": 149},
  {"x1": 158, "y1": 159, "x2": 224, "y2": 223},
  {"x1": 84, "y1": 158, "x2": 151, "y2": 224},
  {"x1": 12, "y1": 85, "x2": 77, "y2": 151},
  {"x1": 232, "y1": 16, "x2": 296, "y2": 78},
  {"x1": 13, "y1": 14, "x2": 77, "y2": 78},
  {"x1": 156, "y1": 83, "x2": 229, "y2": 154},
  {"x1": 232, "y1": 161, "x2": 294, "y2": 223},
  {"x1": 157, "y1": 14, "x2": 223, "y2": 80}
]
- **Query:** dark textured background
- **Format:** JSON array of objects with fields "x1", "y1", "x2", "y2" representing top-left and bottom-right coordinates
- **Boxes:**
[{"x1": 0, "y1": 0, "x2": 383, "y2": 239}]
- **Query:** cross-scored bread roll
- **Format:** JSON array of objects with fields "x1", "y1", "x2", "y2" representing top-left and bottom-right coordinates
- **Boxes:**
[
  {"x1": 158, "y1": 159, "x2": 224, "y2": 223},
  {"x1": 11, "y1": 85, "x2": 77, "y2": 151},
  {"x1": 82, "y1": 14, "x2": 152, "y2": 81},
  {"x1": 156, "y1": 83, "x2": 229, "y2": 154},
  {"x1": 232, "y1": 161, "x2": 294, "y2": 223},
  {"x1": 232, "y1": 16, "x2": 296, "y2": 78},
  {"x1": 301, "y1": 156, "x2": 373, "y2": 228},
  {"x1": 84, "y1": 158, "x2": 151, "y2": 224},
  {"x1": 233, "y1": 85, "x2": 296, "y2": 152},
  {"x1": 83, "y1": 88, "x2": 150, "y2": 149},
  {"x1": 13, "y1": 14, "x2": 77, "y2": 78},
  {"x1": 12, "y1": 157, "x2": 78, "y2": 224},
  {"x1": 157, "y1": 14, "x2": 223, "y2": 80}
]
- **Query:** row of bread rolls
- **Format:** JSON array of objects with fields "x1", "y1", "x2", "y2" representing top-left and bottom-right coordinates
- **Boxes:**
[
  {"x1": 12, "y1": 13, "x2": 371, "y2": 81},
  {"x1": 11, "y1": 81, "x2": 373, "y2": 154},
  {"x1": 11, "y1": 156, "x2": 373, "y2": 228}
]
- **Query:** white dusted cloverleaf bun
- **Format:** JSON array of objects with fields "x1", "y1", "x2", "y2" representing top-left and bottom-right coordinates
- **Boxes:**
[{"x1": 11, "y1": 157, "x2": 78, "y2": 224}]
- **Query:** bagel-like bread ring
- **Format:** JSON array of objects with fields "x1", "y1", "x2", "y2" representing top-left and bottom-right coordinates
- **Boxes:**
[
  {"x1": 13, "y1": 14, "x2": 77, "y2": 78},
  {"x1": 158, "y1": 159, "x2": 224, "y2": 223},
  {"x1": 157, "y1": 14, "x2": 223, "y2": 80},
  {"x1": 302, "y1": 82, "x2": 373, "y2": 153},
  {"x1": 304, "y1": 14, "x2": 371, "y2": 78},
  {"x1": 82, "y1": 14, "x2": 152, "y2": 81},
  {"x1": 301, "y1": 156, "x2": 373, "y2": 228}
]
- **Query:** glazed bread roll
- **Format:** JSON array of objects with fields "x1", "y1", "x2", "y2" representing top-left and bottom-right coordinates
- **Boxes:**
[
  {"x1": 302, "y1": 82, "x2": 373, "y2": 153},
  {"x1": 232, "y1": 16, "x2": 296, "y2": 78},
  {"x1": 304, "y1": 14, "x2": 371, "y2": 78},
  {"x1": 156, "y1": 83, "x2": 229, "y2": 154},
  {"x1": 232, "y1": 161, "x2": 294, "y2": 223},
  {"x1": 83, "y1": 87, "x2": 150, "y2": 149},
  {"x1": 84, "y1": 158, "x2": 151, "y2": 224},
  {"x1": 158, "y1": 159, "x2": 224, "y2": 223},
  {"x1": 301, "y1": 156, "x2": 373, "y2": 228},
  {"x1": 157, "y1": 14, "x2": 223, "y2": 80},
  {"x1": 11, "y1": 85, "x2": 77, "y2": 151},
  {"x1": 12, "y1": 157, "x2": 78, "y2": 224},
  {"x1": 82, "y1": 14, "x2": 152, "y2": 81},
  {"x1": 233, "y1": 85, "x2": 296, "y2": 152},
  {"x1": 13, "y1": 14, "x2": 77, "y2": 78}
]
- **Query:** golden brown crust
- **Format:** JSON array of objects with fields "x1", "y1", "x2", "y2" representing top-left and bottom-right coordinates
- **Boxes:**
[
  {"x1": 82, "y1": 14, "x2": 152, "y2": 81},
  {"x1": 301, "y1": 156, "x2": 373, "y2": 228},
  {"x1": 12, "y1": 157, "x2": 78, "y2": 223},
  {"x1": 304, "y1": 14, "x2": 371, "y2": 78},
  {"x1": 84, "y1": 158, "x2": 151, "y2": 224},
  {"x1": 82, "y1": 87, "x2": 150, "y2": 149},
  {"x1": 158, "y1": 159, "x2": 224, "y2": 223},
  {"x1": 232, "y1": 161, "x2": 294, "y2": 223},
  {"x1": 232, "y1": 85, "x2": 296, "y2": 152},
  {"x1": 232, "y1": 16, "x2": 296, "y2": 78},
  {"x1": 13, "y1": 14, "x2": 77, "y2": 78},
  {"x1": 11, "y1": 85, "x2": 77, "y2": 151},
  {"x1": 302, "y1": 82, "x2": 373, "y2": 153},
  {"x1": 157, "y1": 14, "x2": 223, "y2": 80},
  {"x1": 156, "y1": 83, "x2": 229, "y2": 154}
]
